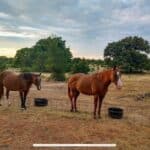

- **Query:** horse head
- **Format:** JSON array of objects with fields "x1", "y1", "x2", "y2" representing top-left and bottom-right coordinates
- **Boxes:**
[
  {"x1": 32, "y1": 73, "x2": 42, "y2": 90},
  {"x1": 111, "y1": 66, "x2": 123, "y2": 89}
]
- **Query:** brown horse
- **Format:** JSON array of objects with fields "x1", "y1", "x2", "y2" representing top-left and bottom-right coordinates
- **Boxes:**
[
  {"x1": 68, "y1": 66, "x2": 123, "y2": 119},
  {"x1": 0, "y1": 71, "x2": 41, "y2": 109}
]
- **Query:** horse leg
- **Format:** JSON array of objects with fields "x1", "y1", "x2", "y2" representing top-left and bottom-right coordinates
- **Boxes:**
[
  {"x1": 19, "y1": 92, "x2": 24, "y2": 109},
  {"x1": 93, "y1": 95, "x2": 98, "y2": 119},
  {"x1": 68, "y1": 88, "x2": 74, "y2": 112},
  {"x1": 98, "y1": 96, "x2": 104, "y2": 119},
  {"x1": 23, "y1": 90, "x2": 29, "y2": 110},
  {"x1": 70, "y1": 97, "x2": 74, "y2": 112},
  {"x1": 6, "y1": 90, "x2": 11, "y2": 106},
  {"x1": 0, "y1": 98, "x2": 2, "y2": 106},
  {"x1": 74, "y1": 91, "x2": 80, "y2": 112},
  {"x1": 0, "y1": 95, "x2": 3, "y2": 106},
  {"x1": 0, "y1": 83, "x2": 4, "y2": 106}
]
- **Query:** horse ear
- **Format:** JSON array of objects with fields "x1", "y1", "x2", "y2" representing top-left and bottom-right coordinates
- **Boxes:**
[{"x1": 113, "y1": 65, "x2": 117, "y2": 70}]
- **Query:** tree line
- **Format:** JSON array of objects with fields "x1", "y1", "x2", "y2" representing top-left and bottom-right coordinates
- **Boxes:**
[{"x1": 0, "y1": 35, "x2": 150, "y2": 80}]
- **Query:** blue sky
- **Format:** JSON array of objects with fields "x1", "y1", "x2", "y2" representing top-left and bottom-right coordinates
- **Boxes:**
[{"x1": 0, "y1": 0, "x2": 149, "y2": 58}]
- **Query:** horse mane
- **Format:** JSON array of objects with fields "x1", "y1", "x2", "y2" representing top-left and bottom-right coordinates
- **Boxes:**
[
  {"x1": 95, "y1": 69, "x2": 112, "y2": 82},
  {"x1": 20, "y1": 73, "x2": 33, "y2": 81}
]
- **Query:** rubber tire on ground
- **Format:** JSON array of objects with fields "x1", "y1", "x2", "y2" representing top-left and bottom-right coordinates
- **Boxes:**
[
  {"x1": 34, "y1": 98, "x2": 48, "y2": 107},
  {"x1": 108, "y1": 107, "x2": 123, "y2": 119}
]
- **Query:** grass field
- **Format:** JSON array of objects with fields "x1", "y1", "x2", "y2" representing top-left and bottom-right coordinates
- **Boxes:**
[{"x1": 0, "y1": 74, "x2": 150, "y2": 150}]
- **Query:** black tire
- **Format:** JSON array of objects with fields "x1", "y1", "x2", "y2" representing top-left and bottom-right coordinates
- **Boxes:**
[
  {"x1": 34, "y1": 98, "x2": 48, "y2": 107},
  {"x1": 108, "y1": 107, "x2": 123, "y2": 119}
]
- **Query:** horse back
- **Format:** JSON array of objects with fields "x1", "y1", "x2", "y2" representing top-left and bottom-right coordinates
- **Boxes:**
[
  {"x1": 68, "y1": 73, "x2": 97, "y2": 95},
  {"x1": 1, "y1": 71, "x2": 26, "y2": 91},
  {"x1": 68, "y1": 73, "x2": 85, "y2": 88},
  {"x1": 77, "y1": 73, "x2": 100, "y2": 95}
]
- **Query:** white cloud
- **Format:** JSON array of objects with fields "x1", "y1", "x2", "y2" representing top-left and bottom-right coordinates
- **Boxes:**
[
  {"x1": 19, "y1": 26, "x2": 42, "y2": 31},
  {"x1": 0, "y1": 12, "x2": 12, "y2": 19},
  {"x1": 0, "y1": 30, "x2": 36, "y2": 38}
]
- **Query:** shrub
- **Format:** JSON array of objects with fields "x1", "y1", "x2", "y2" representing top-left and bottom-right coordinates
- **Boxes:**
[{"x1": 71, "y1": 61, "x2": 90, "y2": 74}]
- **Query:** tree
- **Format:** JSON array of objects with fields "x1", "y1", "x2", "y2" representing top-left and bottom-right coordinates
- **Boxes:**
[
  {"x1": 145, "y1": 58, "x2": 150, "y2": 71},
  {"x1": 104, "y1": 36, "x2": 150, "y2": 73},
  {"x1": 35, "y1": 36, "x2": 72, "y2": 80},
  {"x1": 0, "y1": 56, "x2": 8, "y2": 71},
  {"x1": 14, "y1": 48, "x2": 33, "y2": 71},
  {"x1": 0, "y1": 56, "x2": 14, "y2": 71},
  {"x1": 14, "y1": 36, "x2": 72, "y2": 80}
]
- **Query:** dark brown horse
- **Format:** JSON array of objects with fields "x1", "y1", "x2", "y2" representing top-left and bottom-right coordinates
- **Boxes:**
[
  {"x1": 68, "y1": 66, "x2": 123, "y2": 119},
  {"x1": 0, "y1": 71, "x2": 41, "y2": 109}
]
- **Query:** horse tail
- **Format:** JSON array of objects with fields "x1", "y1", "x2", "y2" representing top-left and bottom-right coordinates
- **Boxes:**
[
  {"x1": 68, "y1": 85, "x2": 72, "y2": 99},
  {"x1": 0, "y1": 82, "x2": 4, "y2": 99},
  {"x1": 0, "y1": 71, "x2": 5, "y2": 99}
]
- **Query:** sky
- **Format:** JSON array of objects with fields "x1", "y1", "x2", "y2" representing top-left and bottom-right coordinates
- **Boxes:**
[{"x1": 0, "y1": 0, "x2": 149, "y2": 59}]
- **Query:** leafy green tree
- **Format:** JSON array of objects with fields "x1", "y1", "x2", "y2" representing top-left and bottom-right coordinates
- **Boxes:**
[
  {"x1": 14, "y1": 36, "x2": 72, "y2": 80},
  {"x1": 34, "y1": 36, "x2": 72, "y2": 80},
  {"x1": 145, "y1": 59, "x2": 150, "y2": 71},
  {"x1": 0, "y1": 56, "x2": 8, "y2": 71},
  {"x1": 14, "y1": 48, "x2": 33, "y2": 70},
  {"x1": 104, "y1": 36, "x2": 150, "y2": 73},
  {"x1": 0, "y1": 56, "x2": 14, "y2": 71}
]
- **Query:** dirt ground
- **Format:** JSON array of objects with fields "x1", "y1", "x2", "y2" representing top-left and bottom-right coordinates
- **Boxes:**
[{"x1": 0, "y1": 74, "x2": 150, "y2": 150}]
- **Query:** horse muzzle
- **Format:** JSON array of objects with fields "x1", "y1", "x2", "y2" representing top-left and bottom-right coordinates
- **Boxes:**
[
  {"x1": 116, "y1": 79, "x2": 123, "y2": 90},
  {"x1": 116, "y1": 83, "x2": 123, "y2": 89}
]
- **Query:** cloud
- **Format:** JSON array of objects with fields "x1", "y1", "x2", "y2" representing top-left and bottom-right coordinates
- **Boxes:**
[
  {"x1": 0, "y1": 30, "x2": 35, "y2": 38},
  {"x1": 0, "y1": 0, "x2": 149, "y2": 58},
  {"x1": 0, "y1": 12, "x2": 12, "y2": 19}
]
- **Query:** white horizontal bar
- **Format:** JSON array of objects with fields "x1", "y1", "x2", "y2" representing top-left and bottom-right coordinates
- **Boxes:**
[{"x1": 33, "y1": 144, "x2": 116, "y2": 147}]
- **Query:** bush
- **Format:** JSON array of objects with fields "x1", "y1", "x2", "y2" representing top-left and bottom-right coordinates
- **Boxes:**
[
  {"x1": 21, "y1": 67, "x2": 33, "y2": 72},
  {"x1": 71, "y1": 61, "x2": 90, "y2": 74},
  {"x1": 0, "y1": 56, "x2": 13, "y2": 71},
  {"x1": 51, "y1": 72, "x2": 66, "y2": 81}
]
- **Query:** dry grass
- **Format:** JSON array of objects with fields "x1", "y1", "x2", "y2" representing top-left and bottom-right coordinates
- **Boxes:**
[{"x1": 0, "y1": 74, "x2": 150, "y2": 150}]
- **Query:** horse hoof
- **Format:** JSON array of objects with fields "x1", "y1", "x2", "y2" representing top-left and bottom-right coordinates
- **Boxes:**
[
  {"x1": 21, "y1": 107, "x2": 26, "y2": 110},
  {"x1": 98, "y1": 116, "x2": 102, "y2": 119},
  {"x1": 21, "y1": 108, "x2": 25, "y2": 111},
  {"x1": 70, "y1": 109, "x2": 73, "y2": 112},
  {"x1": 74, "y1": 110, "x2": 79, "y2": 113}
]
